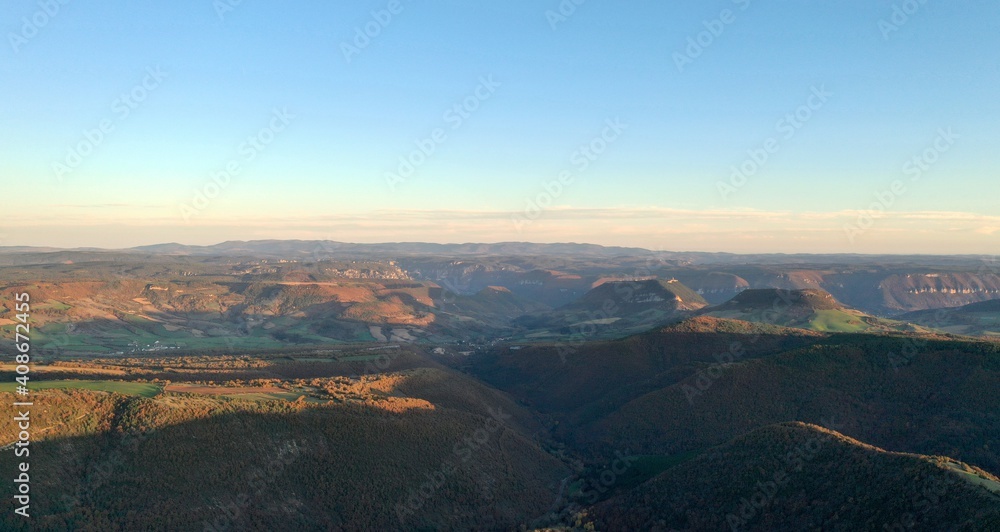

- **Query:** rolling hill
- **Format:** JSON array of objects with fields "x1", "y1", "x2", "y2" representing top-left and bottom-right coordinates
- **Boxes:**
[
  {"x1": 472, "y1": 316, "x2": 1000, "y2": 477},
  {"x1": 588, "y1": 422, "x2": 1000, "y2": 531},
  {"x1": 470, "y1": 316, "x2": 823, "y2": 428},
  {"x1": 582, "y1": 332, "x2": 1000, "y2": 477},
  {"x1": 0, "y1": 276, "x2": 545, "y2": 355},
  {"x1": 900, "y1": 299, "x2": 1000, "y2": 337},
  {"x1": 699, "y1": 288, "x2": 923, "y2": 333},
  {"x1": 0, "y1": 368, "x2": 568, "y2": 531},
  {"x1": 512, "y1": 279, "x2": 708, "y2": 340}
]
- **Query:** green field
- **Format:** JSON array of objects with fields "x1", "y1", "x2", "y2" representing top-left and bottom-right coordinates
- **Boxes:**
[
  {"x1": 707, "y1": 307, "x2": 903, "y2": 334},
  {"x1": 35, "y1": 300, "x2": 72, "y2": 311},
  {"x1": 0, "y1": 380, "x2": 161, "y2": 397},
  {"x1": 23, "y1": 313, "x2": 378, "y2": 356},
  {"x1": 806, "y1": 309, "x2": 871, "y2": 333},
  {"x1": 338, "y1": 354, "x2": 383, "y2": 362}
]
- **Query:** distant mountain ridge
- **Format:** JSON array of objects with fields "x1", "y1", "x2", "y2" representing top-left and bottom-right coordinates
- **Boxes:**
[
  {"x1": 2, "y1": 240, "x2": 995, "y2": 268},
  {"x1": 133, "y1": 240, "x2": 656, "y2": 258}
]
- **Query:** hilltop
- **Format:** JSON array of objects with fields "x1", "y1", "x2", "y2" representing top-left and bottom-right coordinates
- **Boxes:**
[
  {"x1": 711, "y1": 288, "x2": 843, "y2": 311},
  {"x1": 699, "y1": 288, "x2": 921, "y2": 333},
  {"x1": 900, "y1": 299, "x2": 1000, "y2": 337},
  {"x1": 588, "y1": 422, "x2": 1000, "y2": 530},
  {"x1": 570, "y1": 279, "x2": 707, "y2": 312},
  {"x1": 512, "y1": 279, "x2": 708, "y2": 340}
]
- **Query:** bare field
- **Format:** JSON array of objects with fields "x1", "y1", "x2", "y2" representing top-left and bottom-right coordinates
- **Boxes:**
[{"x1": 164, "y1": 383, "x2": 288, "y2": 395}]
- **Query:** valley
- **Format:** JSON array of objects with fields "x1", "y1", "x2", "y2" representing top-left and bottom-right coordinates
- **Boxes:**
[{"x1": 1, "y1": 242, "x2": 999, "y2": 530}]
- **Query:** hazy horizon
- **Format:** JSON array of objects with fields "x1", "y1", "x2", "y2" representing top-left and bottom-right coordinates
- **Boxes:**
[{"x1": 3, "y1": 235, "x2": 998, "y2": 259}]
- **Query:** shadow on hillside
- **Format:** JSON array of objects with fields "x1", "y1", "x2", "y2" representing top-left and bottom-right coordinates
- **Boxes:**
[
  {"x1": 469, "y1": 330, "x2": 823, "y2": 414},
  {"x1": 0, "y1": 401, "x2": 568, "y2": 531}
]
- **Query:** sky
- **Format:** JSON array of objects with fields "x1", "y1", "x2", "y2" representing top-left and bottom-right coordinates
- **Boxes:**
[{"x1": 2, "y1": 0, "x2": 998, "y2": 253}]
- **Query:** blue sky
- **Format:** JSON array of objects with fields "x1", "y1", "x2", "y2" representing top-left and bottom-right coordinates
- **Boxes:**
[{"x1": 2, "y1": 0, "x2": 998, "y2": 253}]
